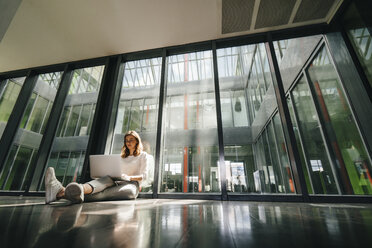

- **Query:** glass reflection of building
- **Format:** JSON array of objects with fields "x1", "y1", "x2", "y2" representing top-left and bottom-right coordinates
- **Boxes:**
[
  {"x1": 0, "y1": 1, "x2": 371, "y2": 200},
  {"x1": 42, "y1": 66, "x2": 105, "y2": 188}
]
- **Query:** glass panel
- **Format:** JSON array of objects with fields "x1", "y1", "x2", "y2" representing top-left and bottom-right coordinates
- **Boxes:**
[
  {"x1": 64, "y1": 105, "x2": 82, "y2": 136},
  {"x1": 161, "y1": 51, "x2": 219, "y2": 193},
  {"x1": 62, "y1": 151, "x2": 83, "y2": 186},
  {"x1": 291, "y1": 77, "x2": 338, "y2": 194},
  {"x1": 0, "y1": 77, "x2": 25, "y2": 139},
  {"x1": 307, "y1": 46, "x2": 372, "y2": 195},
  {"x1": 0, "y1": 145, "x2": 17, "y2": 189},
  {"x1": 287, "y1": 95, "x2": 314, "y2": 194},
  {"x1": 344, "y1": 3, "x2": 372, "y2": 88},
  {"x1": 76, "y1": 104, "x2": 93, "y2": 136},
  {"x1": 142, "y1": 98, "x2": 158, "y2": 132},
  {"x1": 111, "y1": 58, "x2": 161, "y2": 193},
  {"x1": 252, "y1": 118, "x2": 295, "y2": 194},
  {"x1": 267, "y1": 122, "x2": 286, "y2": 193},
  {"x1": 217, "y1": 44, "x2": 294, "y2": 194},
  {"x1": 1, "y1": 146, "x2": 34, "y2": 190},
  {"x1": 41, "y1": 66, "x2": 104, "y2": 189},
  {"x1": 0, "y1": 72, "x2": 62, "y2": 191},
  {"x1": 272, "y1": 113, "x2": 296, "y2": 193},
  {"x1": 25, "y1": 95, "x2": 49, "y2": 133},
  {"x1": 217, "y1": 45, "x2": 254, "y2": 193},
  {"x1": 274, "y1": 40, "x2": 289, "y2": 65}
]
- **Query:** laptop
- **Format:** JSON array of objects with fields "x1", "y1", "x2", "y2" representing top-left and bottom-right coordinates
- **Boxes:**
[{"x1": 89, "y1": 154, "x2": 125, "y2": 179}]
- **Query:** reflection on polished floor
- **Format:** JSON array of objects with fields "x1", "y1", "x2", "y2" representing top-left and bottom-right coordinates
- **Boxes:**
[{"x1": 0, "y1": 197, "x2": 372, "y2": 248}]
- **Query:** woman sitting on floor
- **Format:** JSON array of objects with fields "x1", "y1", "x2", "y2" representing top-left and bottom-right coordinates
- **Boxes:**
[{"x1": 45, "y1": 130, "x2": 148, "y2": 204}]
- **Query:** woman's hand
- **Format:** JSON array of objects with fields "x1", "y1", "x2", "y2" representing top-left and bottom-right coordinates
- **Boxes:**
[
  {"x1": 129, "y1": 176, "x2": 143, "y2": 181},
  {"x1": 121, "y1": 173, "x2": 131, "y2": 181}
]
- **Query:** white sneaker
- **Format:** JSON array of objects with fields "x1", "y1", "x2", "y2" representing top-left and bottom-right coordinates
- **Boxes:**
[
  {"x1": 45, "y1": 167, "x2": 63, "y2": 204},
  {"x1": 65, "y1": 182, "x2": 84, "y2": 204}
]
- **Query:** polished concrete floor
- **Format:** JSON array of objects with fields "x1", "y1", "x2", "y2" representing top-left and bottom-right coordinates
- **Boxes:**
[{"x1": 0, "y1": 197, "x2": 371, "y2": 248}]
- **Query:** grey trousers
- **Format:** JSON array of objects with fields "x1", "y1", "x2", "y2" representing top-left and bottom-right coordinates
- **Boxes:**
[{"x1": 84, "y1": 176, "x2": 139, "y2": 202}]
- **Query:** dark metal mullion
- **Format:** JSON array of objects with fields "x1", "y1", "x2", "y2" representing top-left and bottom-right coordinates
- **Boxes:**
[
  {"x1": 265, "y1": 35, "x2": 309, "y2": 200},
  {"x1": 0, "y1": 71, "x2": 38, "y2": 172},
  {"x1": 212, "y1": 41, "x2": 228, "y2": 200},
  {"x1": 153, "y1": 48, "x2": 167, "y2": 198},
  {"x1": 28, "y1": 66, "x2": 74, "y2": 191},
  {"x1": 105, "y1": 57, "x2": 125, "y2": 154},
  {"x1": 80, "y1": 56, "x2": 122, "y2": 182},
  {"x1": 287, "y1": 90, "x2": 315, "y2": 194}
]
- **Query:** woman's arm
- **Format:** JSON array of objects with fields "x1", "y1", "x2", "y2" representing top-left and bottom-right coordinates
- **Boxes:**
[{"x1": 121, "y1": 173, "x2": 143, "y2": 181}]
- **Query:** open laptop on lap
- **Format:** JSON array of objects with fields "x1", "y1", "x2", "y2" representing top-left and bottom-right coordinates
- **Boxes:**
[{"x1": 89, "y1": 154, "x2": 125, "y2": 179}]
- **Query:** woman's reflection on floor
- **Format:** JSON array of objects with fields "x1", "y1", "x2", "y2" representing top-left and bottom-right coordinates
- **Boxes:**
[{"x1": 33, "y1": 202, "x2": 151, "y2": 248}]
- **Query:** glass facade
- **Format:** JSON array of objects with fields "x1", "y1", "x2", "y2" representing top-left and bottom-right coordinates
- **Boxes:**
[
  {"x1": 40, "y1": 66, "x2": 104, "y2": 188},
  {"x1": 160, "y1": 51, "x2": 219, "y2": 193},
  {"x1": 0, "y1": 3, "x2": 371, "y2": 200},
  {"x1": 0, "y1": 73, "x2": 62, "y2": 191},
  {"x1": 343, "y1": 3, "x2": 372, "y2": 88},
  {"x1": 284, "y1": 44, "x2": 372, "y2": 195},
  {"x1": 0, "y1": 77, "x2": 25, "y2": 139},
  {"x1": 111, "y1": 58, "x2": 162, "y2": 192},
  {"x1": 287, "y1": 77, "x2": 338, "y2": 194},
  {"x1": 307, "y1": 46, "x2": 372, "y2": 194},
  {"x1": 216, "y1": 44, "x2": 294, "y2": 194}
]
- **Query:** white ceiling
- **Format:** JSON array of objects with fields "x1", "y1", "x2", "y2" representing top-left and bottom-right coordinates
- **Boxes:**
[{"x1": 0, "y1": 0, "x2": 343, "y2": 73}]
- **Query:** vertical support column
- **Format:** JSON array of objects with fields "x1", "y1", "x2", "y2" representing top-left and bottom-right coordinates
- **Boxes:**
[
  {"x1": 0, "y1": 71, "x2": 38, "y2": 172},
  {"x1": 153, "y1": 48, "x2": 167, "y2": 198},
  {"x1": 103, "y1": 56, "x2": 124, "y2": 154},
  {"x1": 265, "y1": 34, "x2": 309, "y2": 200},
  {"x1": 28, "y1": 65, "x2": 74, "y2": 191},
  {"x1": 80, "y1": 56, "x2": 122, "y2": 182},
  {"x1": 212, "y1": 41, "x2": 228, "y2": 201}
]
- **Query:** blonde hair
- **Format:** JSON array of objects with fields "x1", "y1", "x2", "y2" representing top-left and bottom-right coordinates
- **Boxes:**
[{"x1": 121, "y1": 130, "x2": 143, "y2": 158}]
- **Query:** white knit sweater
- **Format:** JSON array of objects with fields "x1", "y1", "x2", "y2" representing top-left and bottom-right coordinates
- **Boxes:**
[{"x1": 122, "y1": 152, "x2": 148, "y2": 183}]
